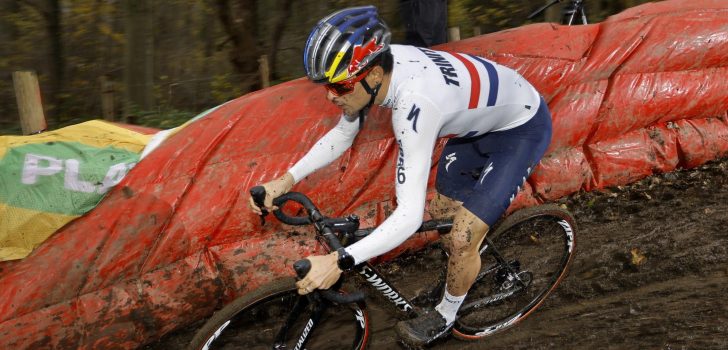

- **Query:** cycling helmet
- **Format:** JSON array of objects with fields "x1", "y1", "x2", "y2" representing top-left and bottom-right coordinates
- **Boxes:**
[{"x1": 304, "y1": 6, "x2": 391, "y2": 84}]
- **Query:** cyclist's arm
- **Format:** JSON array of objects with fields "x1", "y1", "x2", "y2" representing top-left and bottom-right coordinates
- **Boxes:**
[
  {"x1": 288, "y1": 114, "x2": 360, "y2": 183},
  {"x1": 345, "y1": 95, "x2": 442, "y2": 264}
]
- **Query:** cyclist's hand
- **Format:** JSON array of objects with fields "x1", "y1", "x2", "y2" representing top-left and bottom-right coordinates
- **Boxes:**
[
  {"x1": 295, "y1": 252, "x2": 342, "y2": 295},
  {"x1": 248, "y1": 172, "x2": 295, "y2": 215}
]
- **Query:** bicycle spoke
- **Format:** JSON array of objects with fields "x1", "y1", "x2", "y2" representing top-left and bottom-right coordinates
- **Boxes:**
[
  {"x1": 453, "y1": 205, "x2": 575, "y2": 339},
  {"x1": 189, "y1": 280, "x2": 369, "y2": 350}
]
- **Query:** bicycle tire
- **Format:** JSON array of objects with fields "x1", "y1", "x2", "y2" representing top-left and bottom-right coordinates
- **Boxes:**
[
  {"x1": 187, "y1": 277, "x2": 370, "y2": 350},
  {"x1": 452, "y1": 204, "x2": 576, "y2": 340}
]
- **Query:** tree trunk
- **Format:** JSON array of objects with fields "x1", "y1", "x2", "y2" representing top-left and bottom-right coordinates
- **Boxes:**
[
  {"x1": 123, "y1": 0, "x2": 155, "y2": 118},
  {"x1": 215, "y1": 0, "x2": 261, "y2": 93},
  {"x1": 268, "y1": 0, "x2": 293, "y2": 81},
  {"x1": 544, "y1": 0, "x2": 560, "y2": 23},
  {"x1": 46, "y1": 0, "x2": 63, "y2": 124},
  {"x1": 590, "y1": 0, "x2": 604, "y2": 22}
]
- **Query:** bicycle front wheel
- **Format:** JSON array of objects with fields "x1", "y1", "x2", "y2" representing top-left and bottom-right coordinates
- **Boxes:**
[
  {"x1": 453, "y1": 204, "x2": 576, "y2": 340},
  {"x1": 188, "y1": 278, "x2": 370, "y2": 350}
]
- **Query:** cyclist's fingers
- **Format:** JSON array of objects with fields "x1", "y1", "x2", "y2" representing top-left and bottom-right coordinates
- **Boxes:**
[
  {"x1": 295, "y1": 280, "x2": 312, "y2": 295},
  {"x1": 295, "y1": 279, "x2": 304, "y2": 289},
  {"x1": 248, "y1": 197, "x2": 262, "y2": 215},
  {"x1": 264, "y1": 195, "x2": 274, "y2": 208}
]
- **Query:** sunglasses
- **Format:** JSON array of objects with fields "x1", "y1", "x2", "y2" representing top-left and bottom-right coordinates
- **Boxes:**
[{"x1": 324, "y1": 67, "x2": 373, "y2": 97}]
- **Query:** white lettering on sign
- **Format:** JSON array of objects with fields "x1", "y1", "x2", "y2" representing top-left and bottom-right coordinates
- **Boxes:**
[
  {"x1": 98, "y1": 163, "x2": 133, "y2": 193},
  {"x1": 21, "y1": 153, "x2": 136, "y2": 194},
  {"x1": 22, "y1": 154, "x2": 63, "y2": 184},
  {"x1": 64, "y1": 159, "x2": 96, "y2": 193}
]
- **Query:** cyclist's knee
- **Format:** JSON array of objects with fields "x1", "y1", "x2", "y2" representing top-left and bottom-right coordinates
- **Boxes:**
[
  {"x1": 449, "y1": 230, "x2": 486, "y2": 258},
  {"x1": 449, "y1": 209, "x2": 489, "y2": 257}
]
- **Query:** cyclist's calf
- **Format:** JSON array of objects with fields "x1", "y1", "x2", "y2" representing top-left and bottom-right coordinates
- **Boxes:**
[{"x1": 444, "y1": 206, "x2": 490, "y2": 296}]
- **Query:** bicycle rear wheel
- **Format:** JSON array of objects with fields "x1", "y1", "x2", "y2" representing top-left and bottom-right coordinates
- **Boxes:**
[
  {"x1": 453, "y1": 204, "x2": 576, "y2": 340},
  {"x1": 188, "y1": 278, "x2": 370, "y2": 350}
]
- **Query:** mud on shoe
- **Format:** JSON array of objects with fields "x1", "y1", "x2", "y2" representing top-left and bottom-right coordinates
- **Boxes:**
[{"x1": 395, "y1": 309, "x2": 453, "y2": 348}]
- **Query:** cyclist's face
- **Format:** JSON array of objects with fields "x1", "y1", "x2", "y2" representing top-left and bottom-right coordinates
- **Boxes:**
[{"x1": 326, "y1": 68, "x2": 381, "y2": 117}]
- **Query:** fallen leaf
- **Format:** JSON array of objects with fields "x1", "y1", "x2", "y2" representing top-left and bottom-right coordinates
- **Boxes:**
[{"x1": 630, "y1": 248, "x2": 646, "y2": 266}]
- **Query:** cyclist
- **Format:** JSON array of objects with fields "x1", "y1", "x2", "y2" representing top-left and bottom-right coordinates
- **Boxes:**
[{"x1": 249, "y1": 6, "x2": 552, "y2": 347}]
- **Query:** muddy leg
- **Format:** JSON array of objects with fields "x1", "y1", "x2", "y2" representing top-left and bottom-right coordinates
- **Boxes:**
[
  {"x1": 445, "y1": 206, "x2": 489, "y2": 296},
  {"x1": 428, "y1": 192, "x2": 462, "y2": 254}
]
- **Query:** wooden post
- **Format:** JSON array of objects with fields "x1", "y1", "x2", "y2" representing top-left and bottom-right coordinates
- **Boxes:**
[
  {"x1": 100, "y1": 75, "x2": 115, "y2": 121},
  {"x1": 258, "y1": 54, "x2": 270, "y2": 88},
  {"x1": 12, "y1": 71, "x2": 47, "y2": 135},
  {"x1": 448, "y1": 27, "x2": 461, "y2": 42},
  {"x1": 473, "y1": 26, "x2": 482, "y2": 37}
]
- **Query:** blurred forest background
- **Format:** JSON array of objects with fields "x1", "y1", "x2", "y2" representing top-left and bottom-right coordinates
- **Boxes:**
[{"x1": 0, "y1": 0, "x2": 653, "y2": 135}]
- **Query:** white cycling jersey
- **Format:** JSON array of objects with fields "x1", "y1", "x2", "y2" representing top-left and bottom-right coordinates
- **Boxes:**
[{"x1": 288, "y1": 44, "x2": 540, "y2": 265}]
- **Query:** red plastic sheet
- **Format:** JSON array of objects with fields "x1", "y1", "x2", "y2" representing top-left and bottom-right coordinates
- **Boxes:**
[{"x1": 1, "y1": 1, "x2": 727, "y2": 348}]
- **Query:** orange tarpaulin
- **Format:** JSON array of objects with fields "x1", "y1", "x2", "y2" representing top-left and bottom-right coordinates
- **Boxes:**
[{"x1": 1, "y1": 1, "x2": 727, "y2": 348}]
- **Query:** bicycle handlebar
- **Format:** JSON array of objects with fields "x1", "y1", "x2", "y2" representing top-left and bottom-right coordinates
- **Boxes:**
[
  {"x1": 271, "y1": 192, "x2": 316, "y2": 226},
  {"x1": 249, "y1": 187, "x2": 448, "y2": 305},
  {"x1": 250, "y1": 187, "x2": 364, "y2": 303},
  {"x1": 250, "y1": 186, "x2": 268, "y2": 225},
  {"x1": 294, "y1": 259, "x2": 366, "y2": 304}
]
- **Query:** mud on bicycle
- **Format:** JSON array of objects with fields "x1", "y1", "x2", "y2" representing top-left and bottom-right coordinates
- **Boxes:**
[{"x1": 187, "y1": 187, "x2": 576, "y2": 349}]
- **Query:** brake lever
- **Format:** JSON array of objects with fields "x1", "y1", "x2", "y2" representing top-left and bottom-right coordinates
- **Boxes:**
[{"x1": 250, "y1": 186, "x2": 269, "y2": 225}]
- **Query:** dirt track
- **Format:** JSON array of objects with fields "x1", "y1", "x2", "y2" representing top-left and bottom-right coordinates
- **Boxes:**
[{"x1": 149, "y1": 157, "x2": 728, "y2": 350}]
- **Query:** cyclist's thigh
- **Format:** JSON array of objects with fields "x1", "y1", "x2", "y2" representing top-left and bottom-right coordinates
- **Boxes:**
[
  {"x1": 464, "y1": 100, "x2": 552, "y2": 226},
  {"x1": 438, "y1": 98, "x2": 552, "y2": 227}
]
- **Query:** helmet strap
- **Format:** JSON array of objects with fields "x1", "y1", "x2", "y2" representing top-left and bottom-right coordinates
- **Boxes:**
[
  {"x1": 360, "y1": 77, "x2": 382, "y2": 108},
  {"x1": 358, "y1": 77, "x2": 382, "y2": 129}
]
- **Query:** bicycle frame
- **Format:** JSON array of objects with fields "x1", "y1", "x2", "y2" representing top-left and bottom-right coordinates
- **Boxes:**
[
  {"x1": 251, "y1": 190, "x2": 573, "y2": 349},
  {"x1": 282, "y1": 259, "x2": 421, "y2": 349},
  {"x1": 356, "y1": 263, "x2": 418, "y2": 316},
  {"x1": 285, "y1": 218, "x2": 534, "y2": 349},
  {"x1": 284, "y1": 224, "x2": 444, "y2": 349}
]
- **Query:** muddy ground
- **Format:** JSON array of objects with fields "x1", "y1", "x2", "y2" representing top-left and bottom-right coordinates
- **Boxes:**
[{"x1": 149, "y1": 157, "x2": 728, "y2": 350}]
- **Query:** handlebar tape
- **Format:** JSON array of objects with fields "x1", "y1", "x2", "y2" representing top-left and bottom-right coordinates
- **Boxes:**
[{"x1": 272, "y1": 192, "x2": 314, "y2": 225}]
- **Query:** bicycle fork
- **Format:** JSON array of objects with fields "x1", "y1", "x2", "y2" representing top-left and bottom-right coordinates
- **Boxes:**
[{"x1": 275, "y1": 294, "x2": 328, "y2": 350}]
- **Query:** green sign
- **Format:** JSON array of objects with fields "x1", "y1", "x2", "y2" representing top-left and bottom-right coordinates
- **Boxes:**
[{"x1": 0, "y1": 142, "x2": 139, "y2": 215}]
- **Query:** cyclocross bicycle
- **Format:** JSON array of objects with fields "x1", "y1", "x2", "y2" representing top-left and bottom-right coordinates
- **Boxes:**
[{"x1": 188, "y1": 187, "x2": 576, "y2": 349}]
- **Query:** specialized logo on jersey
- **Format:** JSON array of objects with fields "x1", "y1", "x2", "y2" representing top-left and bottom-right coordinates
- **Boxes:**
[
  {"x1": 407, "y1": 104, "x2": 420, "y2": 132},
  {"x1": 397, "y1": 140, "x2": 406, "y2": 184},
  {"x1": 445, "y1": 152, "x2": 457, "y2": 172},
  {"x1": 479, "y1": 162, "x2": 494, "y2": 184},
  {"x1": 417, "y1": 48, "x2": 460, "y2": 86}
]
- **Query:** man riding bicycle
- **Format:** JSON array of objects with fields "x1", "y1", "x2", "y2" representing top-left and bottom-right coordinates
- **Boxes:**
[{"x1": 249, "y1": 6, "x2": 552, "y2": 347}]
